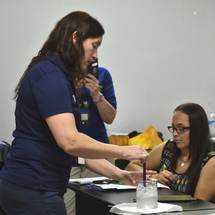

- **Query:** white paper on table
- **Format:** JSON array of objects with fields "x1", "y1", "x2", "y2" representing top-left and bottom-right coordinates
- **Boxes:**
[
  {"x1": 157, "y1": 182, "x2": 170, "y2": 189},
  {"x1": 69, "y1": 176, "x2": 108, "y2": 184},
  {"x1": 89, "y1": 183, "x2": 136, "y2": 190},
  {"x1": 86, "y1": 181, "x2": 169, "y2": 191},
  {"x1": 69, "y1": 178, "x2": 170, "y2": 188},
  {"x1": 109, "y1": 202, "x2": 183, "y2": 215}
]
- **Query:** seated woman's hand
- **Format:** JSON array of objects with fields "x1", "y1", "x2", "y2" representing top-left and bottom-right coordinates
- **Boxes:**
[{"x1": 154, "y1": 170, "x2": 177, "y2": 187}]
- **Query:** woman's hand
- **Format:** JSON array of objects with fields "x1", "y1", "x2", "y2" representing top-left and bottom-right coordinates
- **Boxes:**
[
  {"x1": 121, "y1": 145, "x2": 149, "y2": 164},
  {"x1": 153, "y1": 170, "x2": 177, "y2": 187},
  {"x1": 84, "y1": 74, "x2": 100, "y2": 98},
  {"x1": 117, "y1": 170, "x2": 157, "y2": 186}
]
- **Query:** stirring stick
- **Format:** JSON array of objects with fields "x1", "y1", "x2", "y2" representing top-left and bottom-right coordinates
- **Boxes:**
[{"x1": 143, "y1": 162, "x2": 146, "y2": 186}]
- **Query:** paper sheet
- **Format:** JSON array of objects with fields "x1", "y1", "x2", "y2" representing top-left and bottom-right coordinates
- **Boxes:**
[
  {"x1": 69, "y1": 176, "x2": 108, "y2": 184},
  {"x1": 110, "y1": 202, "x2": 183, "y2": 215},
  {"x1": 88, "y1": 183, "x2": 136, "y2": 190}
]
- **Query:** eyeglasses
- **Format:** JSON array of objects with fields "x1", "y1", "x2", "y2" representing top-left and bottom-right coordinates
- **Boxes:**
[{"x1": 167, "y1": 126, "x2": 190, "y2": 134}]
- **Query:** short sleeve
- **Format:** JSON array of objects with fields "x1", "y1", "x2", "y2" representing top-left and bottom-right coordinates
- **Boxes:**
[{"x1": 33, "y1": 71, "x2": 75, "y2": 119}]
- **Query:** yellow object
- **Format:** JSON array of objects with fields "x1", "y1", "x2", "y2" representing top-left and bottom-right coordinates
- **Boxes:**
[
  {"x1": 129, "y1": 126, "x2": 162, "y2": 150},
  {"x1": 108, "y1": 126, "x2": 162, "y2": 160},
  {"x1": 108, "y1": 135, "x2": 130, "y2": 146}
]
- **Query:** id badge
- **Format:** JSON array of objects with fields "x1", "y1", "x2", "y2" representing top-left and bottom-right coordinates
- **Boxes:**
[{"x1": 80, "y1": 101, "x2": 90, "y2": 124}]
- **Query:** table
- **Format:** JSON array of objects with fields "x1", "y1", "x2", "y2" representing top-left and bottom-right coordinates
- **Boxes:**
[{"x1": 68, "y1": 183, "x2": 215, "y2": 215}]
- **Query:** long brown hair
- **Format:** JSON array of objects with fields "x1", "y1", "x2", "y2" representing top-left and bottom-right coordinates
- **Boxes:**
[
  {"x1": 14, "y1": 11, "x2": 104, "y2": 99},
  {"x1": 170, "y1": 103, "x2": 213, "y2": 195}
]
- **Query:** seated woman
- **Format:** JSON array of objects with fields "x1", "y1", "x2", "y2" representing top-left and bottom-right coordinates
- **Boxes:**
[{"x1": 125, "y1": 102, "x2": 215, "y2": 202}]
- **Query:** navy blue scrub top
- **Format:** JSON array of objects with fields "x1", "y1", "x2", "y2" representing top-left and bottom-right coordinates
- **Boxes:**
[{"x1": 0, "y1": 53, "x2": 81, "y2": 193}]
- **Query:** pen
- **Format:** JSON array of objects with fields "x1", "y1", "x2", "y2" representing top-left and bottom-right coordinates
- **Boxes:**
[{"x1": 143, "y1": 163, "x2": 146, "y2": 186}]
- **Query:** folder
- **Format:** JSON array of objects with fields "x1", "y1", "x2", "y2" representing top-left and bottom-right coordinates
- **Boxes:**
[
  {"x1": 86, "y1": 183, "x2": 136, "y2": 191},
  {"x1": 158, "y1": 195, "x2": 196, "y2": 201}
]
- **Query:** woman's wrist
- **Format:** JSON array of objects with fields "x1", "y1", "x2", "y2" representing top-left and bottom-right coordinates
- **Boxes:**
[{"x1": 93, "y1": 93, "x2": 105, "y2": 105}]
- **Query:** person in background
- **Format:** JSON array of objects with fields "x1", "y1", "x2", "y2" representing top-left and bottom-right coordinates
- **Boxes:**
[
  {"x1": 126, "y1": 102, "x2": 215, "y2": 202},
  {"x1": 64, "y1": 66, "x2": 117, "y2": 215},
  {"x1": 0, "y1": 11, "x2": 154, "y2": 215}
]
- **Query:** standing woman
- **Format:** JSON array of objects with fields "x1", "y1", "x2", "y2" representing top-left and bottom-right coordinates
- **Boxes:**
[
  {"x1": 0, "y1": 11, "x2": 151, "y2": 215},
  {"x1": 126, "y1": 103, "x2": 215, "y2": 201}
]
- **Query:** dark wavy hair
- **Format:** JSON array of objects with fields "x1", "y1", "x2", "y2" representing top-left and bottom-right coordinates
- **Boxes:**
[
  {"x1": 14, "y1": 11, "x2": 105, "y2": 99},
  {"x1": 170, "y1": 102, "x2": 213, "y2": 195}
]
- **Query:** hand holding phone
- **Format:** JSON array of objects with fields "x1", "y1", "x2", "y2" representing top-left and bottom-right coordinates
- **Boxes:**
[{"x1": 88, "y1": 59, "x2": 99, "y2": 79}]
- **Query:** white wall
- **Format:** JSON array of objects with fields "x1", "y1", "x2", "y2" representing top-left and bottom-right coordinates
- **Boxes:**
[{"x1": 0, "y1": 0, "x2": 215, "y2": 143}]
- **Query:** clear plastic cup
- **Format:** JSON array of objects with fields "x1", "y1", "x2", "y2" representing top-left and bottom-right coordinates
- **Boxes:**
[{"x1": 136, "y1": 178, "x2": 158, "y2": 209}]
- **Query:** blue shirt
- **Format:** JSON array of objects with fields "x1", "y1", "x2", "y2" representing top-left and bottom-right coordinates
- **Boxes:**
[
  {"x1": 71, "y1": 67, "x2": 117, "y2": 167},
  {"x1": 79, "y1": 67, "x2": 117, "y2": 143},
  {"x1": 0, "y1": 53, "x2": 81, "y2": 193}
]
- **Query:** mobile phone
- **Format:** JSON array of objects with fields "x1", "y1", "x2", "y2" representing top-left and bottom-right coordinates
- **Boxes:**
[{"x1": 87, "y1": 58, "x2": 99, "y2": 79}]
